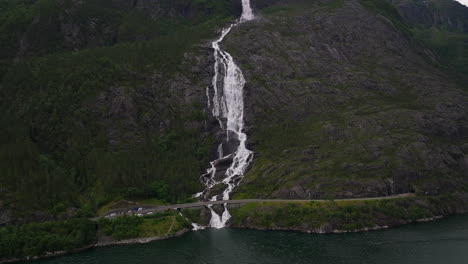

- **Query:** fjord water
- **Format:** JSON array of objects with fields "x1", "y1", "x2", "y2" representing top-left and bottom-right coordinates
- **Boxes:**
[{"x1": 27, "y1": 215, "x2": 468, "y2": 264}]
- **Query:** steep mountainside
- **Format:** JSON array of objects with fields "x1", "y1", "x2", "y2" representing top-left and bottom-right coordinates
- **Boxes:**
[
  {"x1": 390, "y1": 0, "x2": 468, "y2": 77},
  {"x1": 1, "y1": 0, "x2": 467, "y2": 224},
  {"x1": 224, "y1": 0, "x2": 468, "y2": 199},
  {"x1": 0, "y1": 0, "x2": 241, "y2": 74},
  {"x1": 390, "y1": 0, "x2": 468, "y2": 32}
]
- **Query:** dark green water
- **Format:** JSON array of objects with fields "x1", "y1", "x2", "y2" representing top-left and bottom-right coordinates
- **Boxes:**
[{"x1": 26, "y1": 215, "x2": 468, "y2": 264}]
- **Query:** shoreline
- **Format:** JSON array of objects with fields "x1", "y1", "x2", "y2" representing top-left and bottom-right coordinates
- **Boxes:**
[
  {"x1": 0, "y1": 229, "x2": 190, "y2": 264},
  {"x1": 0, "y1": 214, "x2": 454, "y2": 264},
  {"x1": 3, "y1": 193, "x2": 466, "y2": 263},
  {"x1": 94, "y1": 229, "x2": 190, "y2": 248},
  {"x1": 230, "y1": 215, "x2": 447, "y2": 234},
  {"x1": 0, "y1": 246, "x2": 94, "y2": 264}
]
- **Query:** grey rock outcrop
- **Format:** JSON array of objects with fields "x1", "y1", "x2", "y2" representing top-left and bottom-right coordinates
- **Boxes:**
[
  {"x1": 390, "y1": 0, "x2": 468, "y2": 33},
  {"x1": 223, "y1": 0, "x2": 468, "y2": 199}
]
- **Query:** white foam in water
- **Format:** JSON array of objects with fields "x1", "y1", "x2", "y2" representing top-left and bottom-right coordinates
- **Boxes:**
[
  {"x1": 208, "y1": 204, "x2": 232, "y2": 229},
  {"x1": 191, "y1": 223, "x2": 205, "y2": 231},
  {"x1": 208, "y1": 205, "x2": 224, "y2": 229},
  {"x1": 199, "y1": 0, "x2": 255, "y2": 228},
  {"x1": 179, "y1": 212, "x2": 205, "y2": 231}
]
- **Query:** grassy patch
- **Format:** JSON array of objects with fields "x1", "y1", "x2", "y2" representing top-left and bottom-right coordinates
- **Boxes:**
[
  {"x1": 260, "y1": 0, "x2": 344, "y2": 16},
  {"x1": 412, "y1": 27, "x2": 468, "y2": 80},
  {"x1": 98, "y1": 212, "x2": 191, "y2": 241}
]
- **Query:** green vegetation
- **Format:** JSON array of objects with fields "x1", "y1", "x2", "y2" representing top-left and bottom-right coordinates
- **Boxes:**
[
  {"x1": 231, "y1": 0, "x2": 418, "y2": 199},
  {"x1": 259, "y1": 0, "x2": 344, "y2": 16},
  {"x1": 361, "y1": 0, "x2": 412, "y2": 36},
  {"x1": 0, "y1": 219, "x2": 96, "y2": 259},
  {"x1": 230, "y1": 195, "x2": 465, "y2": 231},
  {"x1": 0, "y1": 0, "x2": 237, "y2": 69},
  {"x1": 232, "y1": 0, "x2": 468, "y2": 200},
  {"x1": 98, "y1": 216, "x2": 143, "y2": 240},
  {"x1": 234, "y1": 103, "x2": 420, "y2": 199},
  {"x1": 0, "y1": 0, "x2": 235, "y2": 216},
  {"x1": 0, "y1": 212, "x2": 191, "y2": 260},
  {"x1": 2, "y1": 0, "x2": 467, "y2": 227},
  {"x1": 181, "y1": 208, "x2": 206, "y2": 225},
  {"x1": 413, "y1": 28, "x2": 468, "y2": 75},
  {"x1": 98, "y1": 212, "x2": 191, "y2": 240}
]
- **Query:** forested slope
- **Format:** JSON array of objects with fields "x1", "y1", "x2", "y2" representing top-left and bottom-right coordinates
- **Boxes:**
[
  {"x1": 0, "y1": 0, "x2": 240, "y2": 224},
  {"x1": 1, "y1": 0, "x2": 467, "y2": 224}
]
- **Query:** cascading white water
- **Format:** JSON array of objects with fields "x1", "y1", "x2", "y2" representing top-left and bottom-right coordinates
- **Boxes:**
[
  {"x1": 197, "y1": 0, "x2": 255, "y2": 229},
  {"x1": 178, "y1": 212, "x2": 205, "y2": 231},
  {"x1": 240, "y1": 0, "x2": 255, "y2": 22}
]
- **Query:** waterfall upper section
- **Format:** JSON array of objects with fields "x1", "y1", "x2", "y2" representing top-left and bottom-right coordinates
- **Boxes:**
[{"x1": 195, "y1": 0, "x2": 255, "y2": 229}]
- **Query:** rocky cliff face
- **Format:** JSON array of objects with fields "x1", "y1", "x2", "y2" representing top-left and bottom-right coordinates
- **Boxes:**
[
  {"x1": 386, "y1": 0, "x2": 468, "y2": 79},
  {"x1": 7, "y1": 0, "x2": 241, "y2": 61},
  {"x1": 390, "y1": 0, "x2": 468, "y2": 33},
  {"x1": 222, "y1": 0, "x2": 468, "y2": 199}
]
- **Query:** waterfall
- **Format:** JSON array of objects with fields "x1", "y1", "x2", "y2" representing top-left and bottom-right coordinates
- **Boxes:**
[
  {"x1": 178, "y1": 212, "x2": 205, "y2": 231},
  {"x1": 197, "y1": 0, "x2": 255, "y2": 229},
  {"x1": 240, "y1": 0, "x2": 255, "y2": 22}
]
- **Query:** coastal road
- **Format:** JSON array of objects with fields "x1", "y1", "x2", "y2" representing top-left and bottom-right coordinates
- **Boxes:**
[{"x1": 96, "y1": 193, "x2": 413, "y2": 220}]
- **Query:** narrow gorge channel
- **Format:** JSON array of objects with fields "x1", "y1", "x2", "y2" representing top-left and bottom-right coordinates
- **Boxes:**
[{"x1": 193, "y1": 0, "x2": 255, "y2": 229}]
